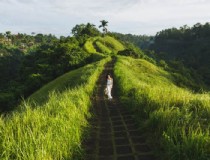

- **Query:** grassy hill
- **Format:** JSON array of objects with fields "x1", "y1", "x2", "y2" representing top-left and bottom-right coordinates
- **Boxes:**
[
  {"x1": 0, "y1": 35, "x2": 125, "y2": 159},
  {"x1": 28, "y1": 58, "x2": 107, "y2": 105},
  {"x1": 84, "y1": 35, "x2": 125, "y2": 54},
  {"x1": 0, "y1": 57, "x2": 111, "y2": 160},
  {"x1": 1, "y1": 32, "x2": 210, "y2": 160},
  {"x1": 114, "y1": 56, "x2": 210, "y2": 160}
]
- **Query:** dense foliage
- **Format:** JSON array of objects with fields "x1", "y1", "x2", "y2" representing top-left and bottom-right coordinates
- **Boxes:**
[
  {"x1": 0, "y1": 33, "x2": 58, "y2": 111},
  {"x1": 0, "y1": 24, "x2": 103, "y2": 112},
  {"x1": 150, "y1": 22, "x2": 210, "y2": 87},
  {"x1": 111, "y1": 32, "x2": 154, "y2": 49}
]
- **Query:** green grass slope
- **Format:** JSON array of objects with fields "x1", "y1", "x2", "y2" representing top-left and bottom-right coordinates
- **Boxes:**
[
  {"x1": 0, "y1": 57, "x2": 111, "y2": 160},
  {"x1": 83, "y1": 37, "x2": 97, "y2": 53},
  {"x1": 114, "y1": 56, "x2": 210, "y2": 160},
  {"x1": 84, "y1": 36, "x2": 125, "y2": 55},
  {"x1": 28, "y1": 59, "x2": 104, "y2": 105}
]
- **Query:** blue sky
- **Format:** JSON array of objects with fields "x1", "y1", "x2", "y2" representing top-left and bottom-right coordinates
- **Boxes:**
[{"x1": 0, "y1": 0, "x2": 210, "y2": 36}]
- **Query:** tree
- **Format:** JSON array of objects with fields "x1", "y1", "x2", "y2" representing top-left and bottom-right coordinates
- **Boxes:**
[
  {"x1": 5, "y1": 31, "x2": 12, "y2": 43},
  {"x1": 71, "y1": 23, "x2": 100, "y2": 38},
  {"x1": 34, "y1": 34, "x2": 44, "y2": 43},
  {"x1": 72, "y1": 24, "x2": 86, "y2": 37},
  {"x1": 99, "y1": 20, "x2": 108, "y2": 35},
  {"x1": 5, "y1": 31, "x2": 11, "y2": 38}
]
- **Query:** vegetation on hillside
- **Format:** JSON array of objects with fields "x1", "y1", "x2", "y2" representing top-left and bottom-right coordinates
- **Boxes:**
[
  {"x1": 150, "y1": 22, "x2": 210, "y2": 87},
  {"x1": 0, "y1": 57, "x2": 111, "y2": 160},
  {"x1": 112, "y1": 22, "x2": 210, "y2": 91},
  {"x1": 111, "y1": 32, "x2": 154, "y2": 49},
  {"x1": 1, "y1": 20, "x2": 210, "y2": 160},
  {"x1": 114, "y1": 56, "x2": 210, "y2": 160},
  {"x1": 84, "y1": 36, "x2": 125, "y2": 55},
  {"x1": 0, "y1": 23, "x2": 105, "y2": 112},
  {"x1": 0, "y1": 33, "x2": 59, "y2": 111}
]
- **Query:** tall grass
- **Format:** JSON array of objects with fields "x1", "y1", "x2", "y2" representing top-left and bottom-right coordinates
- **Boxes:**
[
  {"x1": 83, "y1": 37, "x2": 97, "y2": 53},
  {"x1": 97, "y1": 36, "x2": 125, "y2": 53},
  {"x1": 94, "y1": 41, "x2": 112, "y2": 54},
  {"x1": 114, "y1": 56, "x2": 210, "y2": 160},
  {"x1": 0, "y1": 57, "x2": 111, "y2": 160},
  {"x1": 83, "y1": 36, "x2": 125, "y2": 55}
]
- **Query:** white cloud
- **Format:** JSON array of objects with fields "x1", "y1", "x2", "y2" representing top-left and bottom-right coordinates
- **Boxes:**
[{"x1": 0, "y1": 0, "x2": 209, "y2": 36}]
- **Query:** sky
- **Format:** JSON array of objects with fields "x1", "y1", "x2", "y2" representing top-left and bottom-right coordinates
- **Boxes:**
[{"x1": 0, "y1": 0, "x2": 210, "y2": 37}]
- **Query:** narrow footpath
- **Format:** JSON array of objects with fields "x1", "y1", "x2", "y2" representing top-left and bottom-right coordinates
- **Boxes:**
[{"x1": 83, "y1": 60, "x2": 156, "y2": 160}]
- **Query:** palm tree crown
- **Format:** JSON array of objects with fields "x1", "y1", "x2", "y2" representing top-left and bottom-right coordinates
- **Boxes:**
[{"x1": 99, "y1": 20, "x2": 108, "y2": 34}]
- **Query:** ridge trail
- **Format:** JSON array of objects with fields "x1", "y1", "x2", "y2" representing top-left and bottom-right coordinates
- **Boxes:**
[{"x1": 84, "y1": 59, "x2": 156, "y2": 160}]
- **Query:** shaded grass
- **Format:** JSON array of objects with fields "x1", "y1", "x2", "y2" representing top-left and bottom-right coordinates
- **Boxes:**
[
  {"x1": 0, "y1": 57, "x2": 111, "y2": 160},
  {"x1": 114, "y1": 56, "x2": 210, "y2": 160}
]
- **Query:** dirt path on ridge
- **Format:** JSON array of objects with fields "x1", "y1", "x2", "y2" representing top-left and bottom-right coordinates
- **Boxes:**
[{"x1": 83, "y1": 59, "x2": 156, "y2": 160}]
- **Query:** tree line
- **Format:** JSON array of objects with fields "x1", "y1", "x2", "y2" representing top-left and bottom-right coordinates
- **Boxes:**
[{"x1": 149, "y1": 22, "x2": 210, "y2": 88}]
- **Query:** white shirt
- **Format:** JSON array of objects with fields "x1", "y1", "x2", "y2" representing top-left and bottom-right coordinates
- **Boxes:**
[{"x1": 107, "y1": 79, "x2": 113, "y2": 86}]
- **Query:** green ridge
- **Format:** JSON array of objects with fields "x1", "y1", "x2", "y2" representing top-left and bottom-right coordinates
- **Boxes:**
[
  {"x1": 0, "y1": 57, "x2": 111, "y2": 160},
  {"x1": 114, "y1": 56, "x2": 210, "y2": 160},
  {"x1": 84, "y1": 36, "x2": 125, "y2": 55},
  {"x1": 1, "y1": 32, "x2": 210, "y2": 160}
]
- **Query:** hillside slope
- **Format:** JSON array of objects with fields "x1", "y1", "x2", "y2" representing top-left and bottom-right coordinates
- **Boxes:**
[
  {"x1": 114, "y1": 56, "x2": 210, "y2": 160},
  {"x1": 150, "y1": 23, "x2": 210, "y2": 86},
  {"x1": 28, "y1": 58, "x2": 106, "y2": 105},
  {"x1": 84, "y1": 35, "x2": 125, "y2": 54},
  {"x1": 2, "y1": 32, "x2": 210, "y2": 160},
  {"x1": 0, "y1": 57, "x2": 111, "y2": 160}
]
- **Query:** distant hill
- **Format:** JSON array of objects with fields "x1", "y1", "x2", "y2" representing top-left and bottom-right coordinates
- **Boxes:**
[
  {"x1": 149, "y1": 22, "x2": 210, "y2": 87},
  {"x1": 111, "y1": 32, "x2": 154, "y2": 49}
]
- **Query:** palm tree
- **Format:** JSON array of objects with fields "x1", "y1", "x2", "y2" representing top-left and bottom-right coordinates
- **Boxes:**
[
  {"x1": 99, "y1": 20, "x2": 108, "y2": 51},
  {"x1": 99, "y1": 20, "x2": 108, "y2": 36}
]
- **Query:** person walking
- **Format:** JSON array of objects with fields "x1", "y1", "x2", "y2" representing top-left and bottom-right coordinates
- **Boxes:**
[{"x1": 106, "y1": 73, "x2": 113, "y2": 100}]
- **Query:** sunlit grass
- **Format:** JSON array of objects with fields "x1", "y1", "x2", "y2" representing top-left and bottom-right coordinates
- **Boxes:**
[
  {"x1": 83, "y1": 37, "x2": 97, "y2": 53},
  {"x1": 94, "y1": 41, "x2": 112, "y2": 54},
  {"x1": 97, "y1": 36, "x2": 125, "y2": 53},
  {"x1": 83, "y1": 36, "x2": 125, "y2": 55},
  {"x1": 0, "y1": 57, "x2": 111, "y2": 160},
  {"x1": 114, "y1": 56, "x2": 210, "y2": 160}
]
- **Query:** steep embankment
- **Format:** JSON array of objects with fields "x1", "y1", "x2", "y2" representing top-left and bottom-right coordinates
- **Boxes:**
[
  {"x1": 114, "y1": 56, "x2": 210, "y2": 160},
  {"x1": 0, "y1": 57, "x2": 111, "y2": 160}
]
